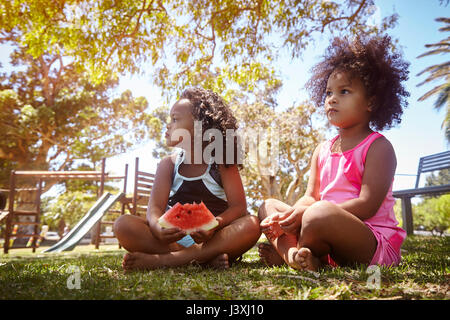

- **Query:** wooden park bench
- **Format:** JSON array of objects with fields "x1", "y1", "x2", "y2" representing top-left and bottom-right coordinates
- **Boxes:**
[{"x1": 393, "y1": 150, "x2": 450, "y2": 235}]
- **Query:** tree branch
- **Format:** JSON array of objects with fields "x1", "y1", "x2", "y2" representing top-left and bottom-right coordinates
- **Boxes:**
[
  {"x1": 38, "y1": 55, "x2": 58, "y2": 104},
  {"x1": 320, "y1": 0, "x2": 367, "y2": 32},
  {"x1": 50, "y1": 53, "x2": 65, "y2": 99},
  {"x1": 105, "y1": 0, "x2": 169, "y2": 66}
]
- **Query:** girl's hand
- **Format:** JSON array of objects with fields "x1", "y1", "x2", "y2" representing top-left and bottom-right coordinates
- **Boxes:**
[
  {"x1": 260, "y1": 209, "x2": 293, "y2": 228},
  {"x1": 190, "y1": 229, "x2": 215, "y2": 244},
  {"x1": 154, "y1": 223, "x2": 187, "y2": 244},
  {"x1": 260, "y1": 222, "x2": 283, "y2": 242},
  {"x1": 260, "y1": 209, "x2": 294, "y2": 241},
  {"x1": 278, "y1": 206, "x2": 306, "y2": 235},
  {"x1": 190, "y1": 217, "x2": 221, "y2": 244}
]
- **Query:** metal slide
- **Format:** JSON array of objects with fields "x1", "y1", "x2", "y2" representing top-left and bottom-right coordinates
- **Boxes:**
[{"x1": 43, "y1": 192, "x2": 124, "y2": 253}]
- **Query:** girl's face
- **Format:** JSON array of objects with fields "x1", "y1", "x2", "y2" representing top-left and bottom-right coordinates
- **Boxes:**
[
  {"x1": 325, "y1": 71, "x2": 372, "y2": 129},
  {"x1": 165, "y1": 98, "x2": 195, "y2": 147}
]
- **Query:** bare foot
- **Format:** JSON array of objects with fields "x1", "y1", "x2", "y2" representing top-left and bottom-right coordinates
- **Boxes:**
[
  {"x1": 122, "y1": 252, "x2": 163, "y2": 272},
  {"x1": 292, "y1": 247, "x2": 321, "y2": 271},
  {"x1": 258, "y1": 243, "x2": 285, "y2": 266},
  {"x1": 202, "y1": 253, "x2": 230, "y2": 269}
]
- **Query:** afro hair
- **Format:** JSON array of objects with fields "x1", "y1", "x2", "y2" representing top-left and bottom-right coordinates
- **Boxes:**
[{"x1": 306, "y1": 34, "x2": 410, "y2": 131}]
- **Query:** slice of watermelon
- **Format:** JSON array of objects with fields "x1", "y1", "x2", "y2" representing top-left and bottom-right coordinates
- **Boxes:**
[{"x1": 158, "y1": 201, "x2": 219, "y2": 234}]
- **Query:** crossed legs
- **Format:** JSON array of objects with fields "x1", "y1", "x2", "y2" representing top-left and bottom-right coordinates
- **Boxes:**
[
  {"x1": 113, "y1": 214, "x2": 261, "y2": 271},
  {"x1": 258, "y1": 199, "x2": 377, "y2": 271}
]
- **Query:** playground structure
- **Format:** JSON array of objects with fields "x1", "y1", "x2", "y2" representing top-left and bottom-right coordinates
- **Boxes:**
[
  {"x1": 42, "y1": 192, "x2": 125, "y2": 253},
  {"x1": 0, "y1": 157, "x2": 154, "y2": 254}
]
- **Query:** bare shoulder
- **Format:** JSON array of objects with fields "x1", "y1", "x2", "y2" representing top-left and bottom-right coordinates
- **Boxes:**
[
  {"x1": 315, "y1": 141, "x2": 326, "y2": 152},
  {"x1": 366, "y1": 136, "x2": 396, "y2": 167},
  {"x1": 156, "y1": 153, "x2": 176, "y2": 174},
  {"x1": 368, "y1": 136, "x2": 396, "y2": 157},
  {"x1": 217, "y1": 163, "x2": 240, "y2": 176},
  {"x1": 311, "y1": 141, "x2": 326, "y2": 163},
  {"x1": 217, "y1": 164, "x2": 243, "y2": 188},
  {"x1": 316, "y1": 140, "x2": 330, "y2": 154}
]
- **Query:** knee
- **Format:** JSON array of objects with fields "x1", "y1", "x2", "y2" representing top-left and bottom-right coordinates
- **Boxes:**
[
  {"x1": 240, "y1": 214, "x2": 262, "y2": 238},
  {"x1": 248, "y1": 214, "x2": 262, "y2": 236},
  {"x1": 113, "y1": 215, "x2": 133, "y2": 238},
  {"x1": 257, "y1": 198, "x2": 278, "y2": 220},
  {"x1": 302, "y1": 200, "x2": 335, "y2": 233},
  {"x1": 244, "y1": 214, "x2": 262, "y2": 245}
]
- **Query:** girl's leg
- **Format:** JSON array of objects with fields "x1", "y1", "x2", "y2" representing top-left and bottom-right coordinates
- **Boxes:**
[
  {"x1": 257, "y1": 199, "x2": 299, "y2": 267},
  {"x1": 122, "y1": 214, "x2": 261, "y2": 271},
  {"x1": 293, "y1": 200, "x2": 377, "y2": 271},
  {"x1": 113, "y1": 214, "x2": 181, "y2": 254}
]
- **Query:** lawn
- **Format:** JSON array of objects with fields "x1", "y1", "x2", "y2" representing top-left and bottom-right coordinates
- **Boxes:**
[{"x1": 0, "y1": 235, "x2": 448, "y2": 300}]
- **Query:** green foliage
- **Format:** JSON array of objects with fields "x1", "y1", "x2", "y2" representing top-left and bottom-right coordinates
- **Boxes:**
[
  {"x1": 40, "y1": 191, "x2": 96, "y2": 230},
  {"x1": 393, "y1": 199, "x2": 403, "y2": 228},
  {"x1": 0, "y1": 46, "x2": 156, "y2": 188},
  {"x1": 425, "y1": 169, "x2": 450, "y2": 187},
  {"x1": 0, "y1": 0, "x2": 398, "y2": 98},
  {"x1": 413, "y1": 194, "x2": 450, "y2": 234},
  {"x1": 233, "y1": 100, "x2": 323, "y2": 207},
  {"x1": 0, "y1": 0, "x2": 401, "y2": 212},
  {"x1": 394, "y1": 193, "x2": 450, "y2": 234},
  {"x1": 41, "y1": 180, "x2": 121, "y2": 231}
]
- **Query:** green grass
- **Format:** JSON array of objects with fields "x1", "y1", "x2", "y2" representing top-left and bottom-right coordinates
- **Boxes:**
[{"x1": 0, "y1": 235, "x2": 449, "y2": 300}]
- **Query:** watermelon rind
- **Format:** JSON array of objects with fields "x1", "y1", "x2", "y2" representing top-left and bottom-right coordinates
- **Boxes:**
[
  {"x1": 183, "y1": 218, "x2": 218, "y2": 235},
  {"x1": 158, "y1": 216, "x2": 176, "y2": 230}
]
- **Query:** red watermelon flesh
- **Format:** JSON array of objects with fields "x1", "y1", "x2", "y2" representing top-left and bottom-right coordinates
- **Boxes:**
[{"x1": 158, "y1": 201, "x2": 219, "y2": 234}]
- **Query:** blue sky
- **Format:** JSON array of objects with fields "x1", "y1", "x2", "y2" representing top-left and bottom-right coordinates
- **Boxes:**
[
  {"x1": 370, "y1": 0, "x2": 448, "y2": 189},
  {"x1": 1, "y1": 0, "x2": 448, "y2": 193}
]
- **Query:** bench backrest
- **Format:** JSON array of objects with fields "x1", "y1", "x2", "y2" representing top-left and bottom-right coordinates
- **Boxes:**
[{"x1": 415, "y1": 150, "x2": 450, "y2": 188}]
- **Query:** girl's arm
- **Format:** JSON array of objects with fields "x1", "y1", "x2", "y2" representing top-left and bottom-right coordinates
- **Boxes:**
[
  {"x1": 216, "y1": 164, "x2": 247, "y2": 229},
  {"x1": 147, "y1": 154, "x2": 186, "y2": 243},
  {"x1": 338, "y1": 137, "x2": 396, "y2": 220}
]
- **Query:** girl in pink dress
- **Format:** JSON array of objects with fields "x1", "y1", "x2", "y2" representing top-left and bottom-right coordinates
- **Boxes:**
[{"x1": 258, "y1": 35, "x2": 410, "y2": 271}]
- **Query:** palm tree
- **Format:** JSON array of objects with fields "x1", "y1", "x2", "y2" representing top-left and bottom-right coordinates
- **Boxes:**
[{"x1": 417, "y1": 17, "x2": 450, "y2": 144}]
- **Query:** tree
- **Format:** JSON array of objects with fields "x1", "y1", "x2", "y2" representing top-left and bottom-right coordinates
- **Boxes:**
[
  {"x1": 0, "y1": 0, "x2": 398, "y2": 97},
  {"x1": 413, "y1": 194, "x2": 450, "y2": 234},
  {"x1": 425, "y1": 168, "x2": 450, "y2": 188},
  {"x1": 0, "y1": 47, "x2": 155, "y2": 239},
  {"x1": 0, "y1": 47, "x2": 155, "y2": 189},
  {"x1": 0, "y1": 0, "x2": 399, "y2": 204},
  {"x1": 232, "y1": 99, "x2": 323, "y2": 210},
  {"x1": 422, "y1": 169, "x2": 449, "y2": 203},
  {"x1": 417, "y1": 17, "x2": 450, "y2": 144}
]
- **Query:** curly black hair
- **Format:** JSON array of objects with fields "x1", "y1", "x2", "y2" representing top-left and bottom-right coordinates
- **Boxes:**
[
  {"x1": 180, "y1": 87, "x2": 242, "y2": 167},
  {"x1": 306, "y1": 34, "x2": 410, "y2": 131}
]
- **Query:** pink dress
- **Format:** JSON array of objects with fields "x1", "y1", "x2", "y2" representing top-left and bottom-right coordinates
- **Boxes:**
[{"x1": 317, "y1": 132, "x2": 406, "y2": 266}]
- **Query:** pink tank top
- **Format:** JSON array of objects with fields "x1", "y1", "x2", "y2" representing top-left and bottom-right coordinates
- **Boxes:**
[{"x1": 318, "y1": 132, "x2": 406, "y2": 252}]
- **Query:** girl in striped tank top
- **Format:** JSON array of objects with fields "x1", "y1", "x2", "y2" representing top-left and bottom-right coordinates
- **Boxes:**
[{"x1": 114, "y1": 87, "x2": 260, "y2": 271}]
